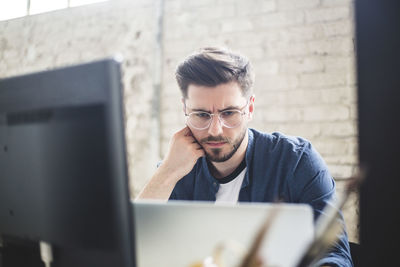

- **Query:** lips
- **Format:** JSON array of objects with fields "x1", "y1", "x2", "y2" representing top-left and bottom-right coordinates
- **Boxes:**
[{"x1": 206, "y1": 142, "x2": 226, "y2": 147}]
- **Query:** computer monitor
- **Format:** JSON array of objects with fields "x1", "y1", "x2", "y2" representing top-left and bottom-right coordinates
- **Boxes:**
[
  {"x1": 356, "y1": 0, "x2": 400, "y2": 266},
  {"x1": 0, "y1": 58, "x2": 136, "y2": 267}
]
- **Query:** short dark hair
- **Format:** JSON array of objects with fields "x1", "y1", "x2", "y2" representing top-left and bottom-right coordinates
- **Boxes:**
[{"x1": 175, "y1": 47, "x2": 254, "y2": 98}]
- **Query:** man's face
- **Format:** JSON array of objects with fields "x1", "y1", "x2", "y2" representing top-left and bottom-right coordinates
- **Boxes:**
[{"x1": 184, "y1": 82, "x2": 254, "y2": 162}]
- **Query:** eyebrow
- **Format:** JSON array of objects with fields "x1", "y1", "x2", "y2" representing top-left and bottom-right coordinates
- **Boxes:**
[{"x1": 189, "y1": 105, "x2": 242, "y2": 113}]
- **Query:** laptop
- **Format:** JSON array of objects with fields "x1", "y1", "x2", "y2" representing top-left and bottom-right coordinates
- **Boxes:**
[{"x1": 133, "y1": 200, "x2": 314, "y2": 267}]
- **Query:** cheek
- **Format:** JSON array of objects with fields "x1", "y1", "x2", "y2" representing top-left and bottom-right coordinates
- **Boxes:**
[
  {"x1": 222, "y1": 128, "x2": 238, "y2": 140},
  {"x1": 188, "y1": 127, "x2": 205, "y2": 141},
  {"x1": 230, "y1": 125, "x2": 246, "y2": 141}
]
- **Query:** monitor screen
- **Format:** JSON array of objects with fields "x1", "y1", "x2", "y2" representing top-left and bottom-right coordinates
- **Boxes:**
[
  {"x1": 0, "y1": 58, "x2": 136, "y2": 267},
  {"x1": 356, "y1": 0, "x2": 400, "y2": 266}
]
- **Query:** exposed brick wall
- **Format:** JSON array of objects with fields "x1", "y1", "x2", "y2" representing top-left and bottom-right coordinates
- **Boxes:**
[
  {"x1": 0, "y1": 0, "x2": 359, "y2": 241},
  {"x1": 0, "y1": 0, "x2": 161, "y2": 199}
]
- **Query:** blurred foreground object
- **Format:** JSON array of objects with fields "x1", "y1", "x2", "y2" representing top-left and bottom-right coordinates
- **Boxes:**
[{"x1": 296, "y1": 170, "x2": 364, "y2": 267}]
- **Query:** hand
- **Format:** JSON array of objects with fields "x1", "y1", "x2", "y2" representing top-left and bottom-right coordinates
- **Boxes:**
[
  {"x1": 136, "y1": 126, "x2": 204, "y2": 200},
  {"x1": 161, "y1": 126, "x2": 205, "y2": 181}
]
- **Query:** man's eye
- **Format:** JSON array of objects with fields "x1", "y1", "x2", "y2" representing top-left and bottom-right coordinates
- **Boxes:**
[
  {"x1": 195, "y1": 112, "x2": 210, "y2": 118},
  {"x1": 221, "y1": 110, "x2": 235, "y2": 117}
]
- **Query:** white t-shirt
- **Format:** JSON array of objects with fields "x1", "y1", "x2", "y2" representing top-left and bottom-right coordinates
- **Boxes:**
[{"x1": 215, "y1": 167, "x2": 247, "y2": 204}]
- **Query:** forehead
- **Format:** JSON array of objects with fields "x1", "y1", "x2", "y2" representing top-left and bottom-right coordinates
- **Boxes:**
[{"x1": 186, "y1": 82, "x2": 246, "y2": 109}]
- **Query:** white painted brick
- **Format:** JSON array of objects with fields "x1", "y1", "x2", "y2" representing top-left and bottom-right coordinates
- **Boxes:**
[
  {"x1": 255, "y1": 74, "x2": 299, "y2": 90},
  {"x1": 241, "y1": 46, "x2": 265, "y2": 60},
  {"x1": 279, "y1": 57, "x2": 325, "y2": 73},
  {"x1": 328, "y1": 164, "x2": 357, "y2": 179},
  {"x1": 254, "y1": 91, "x2": 286, "y2": 106},
  {"x1": 308, "y1": 37, "x2": 354, "y2": 56},
  {"x1": 313, "y1": 138, "x2": 357, "y2": 156},
  {"x1": 183, "y1": 0, "x2": 219, "y2": 8},
  {"x1": 164, "y1": 0, "x2": 182, "y2": 13},
  {"x1": 254, "y1": 60, "x2": 279, "y2": 75},
  {"x1": 340, "y1": 192, "x2": 359, "y2": 242},
  {"x1": 299, "y1": 72, "x2": 347, "y2": 88},
  {"x1": 194, "y1": 5, "x2": 236, "y2": 20},
  {"x1": 266, "y1": 41, "x2": 309, "y2": 57},
  {"x1": 324, "y1": 56, "x2": 355, "y2": 72},
  {"x1": 161, "y1": 93, "x2": 181, "y2": 108},
  {"x1": 261, "y1": 122, "x2": 322, "y2": 139},
  {"x1": 2, "y1": 49, "x2": 19, "y2": 60},
  {"x1": 287, "y1": 89, "x2": 322, "y2": 105},
  {"x1": 276, "y1": 24, "x2": 323, "y2": 42},
  {"x1": 161, "y1": 110, "x2": 185, "y2": 125},
  {"x1": 322, "y1": 20, "x2": 354, "y2": 37},
  {"x1": 321, "y1": 0, "x2": 353, "y2": 7},
  {"x1": 257, "y1": 89, "x2": 322, "y2": 106},
  {"x1": 320, "y1": 86, "x2": 357, "y2": 104},
  {"x1": 346, "y1": 67, "x2": 357, "y2": 85},
  {"x1": 166, "y1": 0, "x2": 227, "y2": 13},
  {"x1": 258, "y1": 106, "x2": 304, "y2": 122},
  {"x1": 277, "y1": 21, "x2": 354, "y2": 42},
  {"x1": 350, "y1": 105, "x2": 358, "y2": 120},
  {"x1": 216, "y1": 31, "x2": 268, "y2": 48},
  {"x1": 320, "y1": 121, "x2": 358, "y2": 137},
  {"x1": 215, "y1": 0, "x2": 238, "y2": 6},
  {"x1": 164, "y1": 17, "x2": 211, "y2": 41},
  {"x1": 277, "y1": 0, "x2": 319, "y2": 10},
  {"x1": 254, "y1": 10, "x2": 305, "y2": 29},
  {"x1": 302, "y1": 105, "x2": 350, "y2": 121},
  {"x1": 162, "y1": 84, "x2": 182, "y2": 98},
  {"x1": 324, "y1": 154, "x2": 359, "y2": 165},
  {"x1": 221, "y1": 18, "x2": 254, "y2": 33},
  {"x1": 305, "y1": 6, "x2": 350, "y2": 23},
  {"x1": 236, "y1": 0, "x2": 276, "y2": 16},
  {"x1": 163, "y1": 39, "x2": 200, "y2": 55}
]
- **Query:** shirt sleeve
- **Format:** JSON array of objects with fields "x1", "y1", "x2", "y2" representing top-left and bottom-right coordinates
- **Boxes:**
[{"x1": 290, "y1": 142, "x2": 353, "y2": 267}]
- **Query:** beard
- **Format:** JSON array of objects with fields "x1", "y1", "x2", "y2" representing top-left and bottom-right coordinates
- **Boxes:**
[{"x1": 199, "y1": 127, "x2": 247, "y2": 163}]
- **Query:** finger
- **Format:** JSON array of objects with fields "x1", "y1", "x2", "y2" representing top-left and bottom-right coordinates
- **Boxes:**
[
  {"x1": 195, "y1": 144, "x2": 204, "y2": 151},
  {"x1": 186, "y1": 129, "x2": 193, "y2": 136},
  {"x1": 184, "y1": 126, "x2": 194, "y2": 137},
  {"x1": 196, "y1": 149, "x2": 205, "y2": 158},
  {"x1": 176, "y1": 126, "x2": 191, "y2": 136},
  {"x1": 184, "y1": 134, "x2": 198, "y2": 144},
  {"x1": 189, "y1": 142, "x2": 203, "y2": 151}
]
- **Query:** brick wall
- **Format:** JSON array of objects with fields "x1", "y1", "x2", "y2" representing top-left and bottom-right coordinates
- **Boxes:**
[
  {"x1": 0, "y1": 0, "x2": 359, "y2": 241},
  {"x1": 0, "y1": 0, "x2": 161, "y2": 200}
]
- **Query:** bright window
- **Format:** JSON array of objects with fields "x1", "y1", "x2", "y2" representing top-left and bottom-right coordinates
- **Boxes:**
[
  {"x1": 70, "y1": 0, "x2": 108, "y2": 8},
  {"x1": 0, "y1": 0, "x2": 109, "y2": 21},
  {"x1": 30, "y1": 0, "x2": 68, "y2": 15},
  {"x1": 0, "y1": 0, "x2": 27, "y2": 21}
]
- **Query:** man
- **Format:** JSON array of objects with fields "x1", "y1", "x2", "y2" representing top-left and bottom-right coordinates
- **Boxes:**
[{"x1": 138, "y1": 47, "x2": 353, "y2": 266}]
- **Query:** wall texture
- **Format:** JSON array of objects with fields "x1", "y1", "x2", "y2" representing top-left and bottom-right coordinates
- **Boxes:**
[
  {"x1": 0, "y1": 0, "x2": 358, "y2": 241},
  {"x1": 0, "y1": 0, "x2": 161, "y2": 199}
]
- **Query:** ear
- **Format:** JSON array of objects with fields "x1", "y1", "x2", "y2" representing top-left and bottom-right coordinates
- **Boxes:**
[{"x1": 248, "y1": 95, "x2": 255, "y2": 120}]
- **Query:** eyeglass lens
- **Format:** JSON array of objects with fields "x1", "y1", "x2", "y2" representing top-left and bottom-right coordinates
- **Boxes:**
[{"x1": 188, "y1": 110, "x2": 242, "y2": 129}]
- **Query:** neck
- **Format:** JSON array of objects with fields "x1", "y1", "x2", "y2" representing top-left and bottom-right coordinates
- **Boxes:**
[{"x1": 210, "y1": 130, "x2": 249, "y2": 179}]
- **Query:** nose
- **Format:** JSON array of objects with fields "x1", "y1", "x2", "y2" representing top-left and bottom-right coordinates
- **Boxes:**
[{"x1": 208, "y1": 115, "x2": 224, "y2": 136}]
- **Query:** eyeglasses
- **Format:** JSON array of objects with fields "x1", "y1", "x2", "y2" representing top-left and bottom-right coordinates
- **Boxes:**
[{"x1": 184, "y1": 100, "x2": 249, "y2": 130}]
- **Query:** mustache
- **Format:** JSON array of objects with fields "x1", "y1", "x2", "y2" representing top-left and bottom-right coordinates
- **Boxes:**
[{"x1": 200, "y1": 135, "x2": 229, "y2": 143}]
